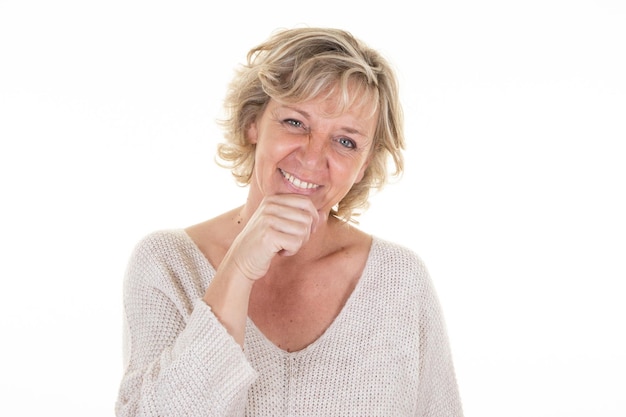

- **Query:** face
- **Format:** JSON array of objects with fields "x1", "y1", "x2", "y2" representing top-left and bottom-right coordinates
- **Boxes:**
[{"x1": 246, "y1": 88, "x2": 378, "y2": 216}]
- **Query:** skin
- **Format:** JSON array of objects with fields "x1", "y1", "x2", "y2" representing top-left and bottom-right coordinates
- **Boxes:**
[{"x1": 186, "y1": 87, "x2": 378, "y2": 351}]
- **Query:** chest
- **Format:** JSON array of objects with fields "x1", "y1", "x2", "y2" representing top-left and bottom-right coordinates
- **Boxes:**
[
  {"x1": 243, "y1": 290, "x2": 422, "y2": 416},
  {"x1": 247, "y1": 261, "x2": 362, "y2": 353}
]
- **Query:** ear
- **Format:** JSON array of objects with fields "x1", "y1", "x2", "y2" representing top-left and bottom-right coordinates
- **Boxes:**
[{"x1": 246, "y1": 120, "x2": 259, "y2": 144}]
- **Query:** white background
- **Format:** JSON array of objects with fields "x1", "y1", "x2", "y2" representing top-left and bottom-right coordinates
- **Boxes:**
[{"x1": 1, "y1": 0, "x2": 624, "y2": 416}]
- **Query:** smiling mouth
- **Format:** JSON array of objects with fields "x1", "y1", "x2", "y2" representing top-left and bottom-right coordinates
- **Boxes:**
[{"x1": 279, "y1": 169, "x2": 321, "y2": 190}]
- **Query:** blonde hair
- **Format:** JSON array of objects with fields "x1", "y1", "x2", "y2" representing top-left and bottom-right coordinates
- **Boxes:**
[{"x1": 217, "y1": 27, "x2": 405, "y2": 221}]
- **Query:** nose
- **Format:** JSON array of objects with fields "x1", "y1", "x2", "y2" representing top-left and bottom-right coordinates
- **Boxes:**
[{"x1": 297, "y1": 132, "x2": 328, "y2": 169}]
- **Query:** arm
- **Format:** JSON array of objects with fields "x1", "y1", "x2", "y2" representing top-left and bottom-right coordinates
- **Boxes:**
[
  {"x1": 202, "y1": 194, "x2": 319, "y2": 346},
  {"x1": 414, "y1": 274, "x2": 464, "y2": 417},
  {"x1": 116, "y1": 194, "x2": 318, "y2": 416},
  {"x1": 115, "y1": 235, "x2": 257, "y2": 417}
]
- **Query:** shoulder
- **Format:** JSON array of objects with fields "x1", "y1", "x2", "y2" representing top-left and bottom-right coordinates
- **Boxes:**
[
  {"x1": 127, "y1": 229, "x2": 210, "y2": 269},
  {"x1": 366, "y1": 237, "x2": 439, "y2": 306},
  {"x1": 130, "y1": 229, "x2": 193, "y2": 257},
  {"x1": 124, "y1": 229, "x2": 211, "y2": 298},
  {"x1": 125, "y1": 229, "x2": 192, "y2": 276},
  {"x1": 368, "y1": 237, "x2": 429, "y2": 279}
]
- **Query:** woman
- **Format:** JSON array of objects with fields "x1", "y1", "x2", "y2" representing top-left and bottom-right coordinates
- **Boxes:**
[{"x1": 116, "y1": 27, "x2": 463, "y2": 416}]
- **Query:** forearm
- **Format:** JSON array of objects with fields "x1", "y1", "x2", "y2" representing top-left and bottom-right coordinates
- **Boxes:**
[
  {"x1": 117, "y1": 299, "x2": 257, "y2": 417},
  {"x1": 203, "y1": 257, "x2": 255, "y2": 347},
  {"x1": 117, "y1": 231, "x2": 258, "y2": 416}
]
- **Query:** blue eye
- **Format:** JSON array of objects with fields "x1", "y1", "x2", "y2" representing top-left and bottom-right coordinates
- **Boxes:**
[
  {"x1": 338, "y1": 137, "x2": 356, "y2": 149},
  {"x1": 284, "y1": 119, "x2": 303, "y2": 128}
]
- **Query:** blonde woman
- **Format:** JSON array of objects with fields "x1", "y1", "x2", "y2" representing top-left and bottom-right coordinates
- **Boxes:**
[{"x1": 116, "y1": 27, "x2": 463, "y2": 417}]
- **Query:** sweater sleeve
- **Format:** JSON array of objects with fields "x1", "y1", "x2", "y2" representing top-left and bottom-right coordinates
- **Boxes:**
[
  {"x1": 115, "y1": 234, "x2": 257, "y2": 417},
  {"x1": 414, "y1": 269, "x2": 464, "y2": 417}
]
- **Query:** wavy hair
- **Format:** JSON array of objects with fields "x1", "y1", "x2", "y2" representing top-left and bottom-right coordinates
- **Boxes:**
[{"x1": 217, "y1": 27, "x2": 405, "y2": 222}]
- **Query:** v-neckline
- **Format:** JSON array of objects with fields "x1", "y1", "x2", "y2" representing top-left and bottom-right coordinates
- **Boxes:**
[
  {"x1": 178, "y1": 229, "x2": 377, "y2": 357},
  {"x1": 245, "y1": 240, "x2": 375, "y2": 357}
]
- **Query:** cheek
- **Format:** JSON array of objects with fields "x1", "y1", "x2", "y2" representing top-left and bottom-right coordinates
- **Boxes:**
[
  {"x1": 356, "y1": 155, "x2": 373, "y2": 183},
  {"x1": 354, "y1": 166, "x2": 368, "y2": 183},
  {"x1": 329, "y1": 157, "x2": 369, "y2": 185}
]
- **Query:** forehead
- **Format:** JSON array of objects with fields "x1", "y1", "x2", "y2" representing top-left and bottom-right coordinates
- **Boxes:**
[
  {"x1": 270, "y1": 95, "x2": 378, "y2": 135},
  {"x1": 274, "y1": 82, "x2": 378, "y2": 123}
]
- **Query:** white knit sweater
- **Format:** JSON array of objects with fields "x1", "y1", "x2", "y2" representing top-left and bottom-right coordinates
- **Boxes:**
[{"x1": 115, "y1": 229, "x2": 463, "y2": 416}]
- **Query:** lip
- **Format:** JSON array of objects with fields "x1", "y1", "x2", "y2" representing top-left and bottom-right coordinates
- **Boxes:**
[{"x1": 279, "y1": 169, "x2": 321, "y2": 191}]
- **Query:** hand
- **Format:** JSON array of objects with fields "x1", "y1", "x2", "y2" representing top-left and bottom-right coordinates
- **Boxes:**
[{"x1": 224, "y1": 194, "x2": 319, "y2": 281}]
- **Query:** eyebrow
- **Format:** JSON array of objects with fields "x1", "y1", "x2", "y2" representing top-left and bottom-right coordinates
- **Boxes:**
[{"x1": 279, "y1": 104, "x2": 370, "y2": 138}]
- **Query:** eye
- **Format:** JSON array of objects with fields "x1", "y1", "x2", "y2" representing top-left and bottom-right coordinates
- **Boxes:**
[
  {"x1": 284, "y1": 119, "x2": 304, "y2": 129},
  {"x1": 337, "y1": 137, "x2": 357, "y2": 149}
]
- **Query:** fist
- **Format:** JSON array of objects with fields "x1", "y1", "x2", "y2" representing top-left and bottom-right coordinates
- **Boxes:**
[{"x1": 226, "y1": 194, "x2": 319, "y2": 281}]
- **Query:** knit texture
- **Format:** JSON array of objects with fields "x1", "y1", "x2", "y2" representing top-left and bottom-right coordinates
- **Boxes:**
[{"x1": 115, "y1": 229, "x2": 463, "y2": 416}]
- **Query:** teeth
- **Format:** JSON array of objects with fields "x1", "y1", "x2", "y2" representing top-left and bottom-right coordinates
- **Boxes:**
[{"x1": 280, "y1": 169, "x2": 320, "y2": 189}]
